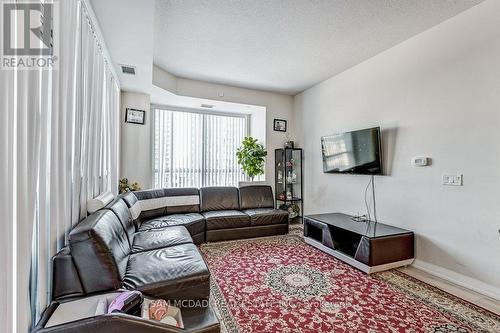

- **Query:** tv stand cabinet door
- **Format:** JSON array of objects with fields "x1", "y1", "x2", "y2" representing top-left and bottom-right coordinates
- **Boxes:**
[
  {"x1": 304, "y1": 219, "x2": 335, "y2": 249},
  {"x1": 354, "y1": 236, "x2": 371, "y2": 265},
  {"x1": 355, "y1": 234, "x2": 414, "y2": 266}
]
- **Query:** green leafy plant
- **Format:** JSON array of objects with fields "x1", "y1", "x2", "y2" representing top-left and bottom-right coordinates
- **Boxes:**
[
  {"x1": 236, "y1": 137, "x2": 267, "y2": 180},
  {"x1": 119, "y1": 178, "x2": 141, "y2": 194}
]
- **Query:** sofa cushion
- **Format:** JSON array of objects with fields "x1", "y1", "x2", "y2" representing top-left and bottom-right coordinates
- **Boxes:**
[
  {"x1": 105, "y1": 198, "x2": 135, "y2": 245},
  {"x1": 131, "y1": 226, "x2": 193, "y2": 253},
  {"x1": 87, "y1": 191, "x2": 114, "y2": 214},
  {"x1": 134, "y1": 188, "x2": 200, "y2": 222},
  {"x1": 203, "y1": 210, "x2": 250, "y2": 230},
  {"x1": 206, "y1": 224, "x2": 289, "y2": 242},
  {"x1": 124, "y1": 244, "x2": 210, "y2": 301},
  {"x1": 243, "y1": 208, "x2": 289, "y2": 226},
  {"x1": 190, "y1": 232, "x2": 206, "y2": 245},
  {"x1": 138, "y1": 213, "x2": 205, "y2": 236},
  {"x1": 120, "y1": 191, "x2": 141, "y2": 220},
  {"x1": 69, "y1": 210, "x2": 130, "y2": 293},
  {"x1": 239, "y1": 185, "x2": 274, "y2": 210},
  {"x1": 200, "y1": 187, "x2": 239, "y2": 211}
]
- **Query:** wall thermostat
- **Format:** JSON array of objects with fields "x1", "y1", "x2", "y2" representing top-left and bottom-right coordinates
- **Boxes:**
[{"x1": 411, "y1": 157, "x2": 430, "y2": 167}]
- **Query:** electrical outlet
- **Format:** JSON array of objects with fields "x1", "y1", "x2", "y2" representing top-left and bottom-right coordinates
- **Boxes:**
[{"x1": 442, "y1": 174, "x2": 463, "y2": 186}]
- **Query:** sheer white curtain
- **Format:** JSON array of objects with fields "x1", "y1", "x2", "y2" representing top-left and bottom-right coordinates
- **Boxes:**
[
  {"x1": 153, "y1": 108, "x2": 248, "y2": 188},
  {"x1": 1, "y1": 0, "x2": 120, "y2": 331}
]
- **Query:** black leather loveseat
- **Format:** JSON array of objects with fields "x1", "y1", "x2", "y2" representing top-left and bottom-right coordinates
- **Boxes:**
[{"x1": 43, "y1": 186, "x2": 288, "y2": 332}]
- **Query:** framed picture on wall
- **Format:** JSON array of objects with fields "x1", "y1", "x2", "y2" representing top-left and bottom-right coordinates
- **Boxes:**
[
  {"x1": 273, "y1": 118, "x2": 287, "y2": 132},
  {"x1": 125, "y1": 108, "x2": 146, "y2": 124}
]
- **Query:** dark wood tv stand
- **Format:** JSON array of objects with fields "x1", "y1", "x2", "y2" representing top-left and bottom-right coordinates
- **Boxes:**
[{"x1": 304, "y1": 213, "x2": 414, "y2": 273}]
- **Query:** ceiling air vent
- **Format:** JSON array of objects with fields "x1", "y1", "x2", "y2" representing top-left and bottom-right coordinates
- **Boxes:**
[
  {"x1": 120, "y1": 65, "x2": 136, "y2": 75},
  {"x1": 200, "y1": 104, "x2": 215, "y2": 108}
]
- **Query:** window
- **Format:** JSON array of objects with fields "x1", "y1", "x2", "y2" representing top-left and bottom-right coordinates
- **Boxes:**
[{"x1": 153, "y1": 107, "x2": 249, "y2": 188}]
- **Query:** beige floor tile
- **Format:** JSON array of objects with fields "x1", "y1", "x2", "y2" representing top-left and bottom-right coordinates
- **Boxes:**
[{"x1": 475, "y1": 297, "x2": 500, "y2": 316}]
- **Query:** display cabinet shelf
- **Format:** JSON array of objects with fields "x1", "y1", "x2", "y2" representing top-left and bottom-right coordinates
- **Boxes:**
[{"x1": 275, "y1": 148, "x2": 303, "y2": 223}]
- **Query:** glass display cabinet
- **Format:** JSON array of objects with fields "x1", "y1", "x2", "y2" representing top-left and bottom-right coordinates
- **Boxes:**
[{"x1": 275, "y1": 148, "x2": 303, "y2": 223}]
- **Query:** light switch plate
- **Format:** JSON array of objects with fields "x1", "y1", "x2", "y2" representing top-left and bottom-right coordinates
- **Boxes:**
[
  {"x1": 412, "y1": 157, "x2": 430, "y2": 167},
  {"x1": 442, "y1": 174, "x2": 463, "y2": 186}
]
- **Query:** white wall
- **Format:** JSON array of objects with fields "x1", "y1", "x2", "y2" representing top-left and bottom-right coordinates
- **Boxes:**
[
  {"x1": 293, "y1": 0, "x2": 500, "y2": 299},
  {"x1": 120, "y1": 92, "x2": 152, "y2": 188}
]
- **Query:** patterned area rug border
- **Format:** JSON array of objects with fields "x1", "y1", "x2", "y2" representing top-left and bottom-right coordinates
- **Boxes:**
[
  {"x1": 210, "y1": 277, "x2": 240, "y2": 333},
  {"x1": 377, "y1": 270, "x2": 499, "y2": 333}
]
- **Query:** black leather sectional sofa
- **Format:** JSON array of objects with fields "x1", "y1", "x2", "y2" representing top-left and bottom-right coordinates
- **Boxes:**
[
  {"x1": 128, "y1": 185, "x2": 289, "y2": 243},
  {"x1": 40, "y1": 185, "x2": 288, "y2": 333}
]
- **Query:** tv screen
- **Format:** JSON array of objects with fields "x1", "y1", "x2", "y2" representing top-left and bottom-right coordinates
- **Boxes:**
[{"x1": 321, "y1": 127, "x2": 382, "y2": 175}]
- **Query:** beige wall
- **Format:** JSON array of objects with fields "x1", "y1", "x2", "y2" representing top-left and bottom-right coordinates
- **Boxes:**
[
  {"x1": 293, "y1": 0, "x2": 500, "y2": 298},
  {"x1": 120, "y1": 92, "x2": 152, "y2": 188},
  {"x1": 153, "y1": 66, "x2": 177, "y2": 93}
]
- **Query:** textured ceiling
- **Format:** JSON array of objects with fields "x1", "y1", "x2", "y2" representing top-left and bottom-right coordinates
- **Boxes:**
[
  {"x1": 91, "y1": 0, "x2": 155, "y2": 93},
  {"x1": 154, "y1": 0, "x2": 483, "y2": 95}
]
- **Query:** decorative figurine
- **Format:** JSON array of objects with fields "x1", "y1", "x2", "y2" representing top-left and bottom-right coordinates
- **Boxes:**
[{"x1": 277, "y1": 162, "x2": 283, "y2": 183}]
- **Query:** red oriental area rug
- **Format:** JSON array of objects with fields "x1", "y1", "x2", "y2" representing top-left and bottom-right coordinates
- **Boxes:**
[{"x1": 200, "y1": 231, "x2": 499, "y2": 333}]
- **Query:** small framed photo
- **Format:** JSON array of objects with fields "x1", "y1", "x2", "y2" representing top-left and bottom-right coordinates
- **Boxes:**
[
  {"x1": 273, "y1": 118, "x2": 287, "y2": 132},
  {"x1": 125, "y1": 108, "x2": 145, "y2": 125}
]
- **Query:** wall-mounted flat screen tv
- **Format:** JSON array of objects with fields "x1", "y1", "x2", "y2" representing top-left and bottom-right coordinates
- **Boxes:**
[{"x1": 321, "y1": 127, "x2": 382, "y2": 175}]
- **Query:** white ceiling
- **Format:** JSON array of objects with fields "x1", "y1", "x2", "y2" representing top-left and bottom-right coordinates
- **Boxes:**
[
  {"x1": 90, "y1": 0, "x2": 155, "y2": 93},
  {"x1": 154, "y1": 0, "x2": 483, "y2": 95}
]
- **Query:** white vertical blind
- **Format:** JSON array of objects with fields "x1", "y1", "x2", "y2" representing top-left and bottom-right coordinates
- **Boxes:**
[
  {"x1": 0, "y1": 54, "x2": 16, "y2": 333},
  {"x1": 204, "y1": 113, "x2": 247, "y2": 186},
  {"x1": 26, "y1": 0, "x2": 121, "y2": 329},
  {"x1": 153, "y1": 108, "x2": 248, "y2": 188},
  {"x1": 2, "y1": 0, "x2": 119, "y2": 329}
]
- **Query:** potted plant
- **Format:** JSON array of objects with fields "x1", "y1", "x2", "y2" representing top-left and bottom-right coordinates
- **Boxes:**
[{"x1": 236, "y1": 136, "x2": 267, "y2": 183}]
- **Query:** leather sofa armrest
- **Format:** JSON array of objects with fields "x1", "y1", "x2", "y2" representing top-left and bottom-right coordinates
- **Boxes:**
[
  {"x1": 52, "y1": 247, "x2": 85, "y2": 300},
  {"x1": 34, "y1": 313, "x2": 218, "y2": 333},
  {"x1": 34, "y1": 303, "x2": 220, "y2": 333}
]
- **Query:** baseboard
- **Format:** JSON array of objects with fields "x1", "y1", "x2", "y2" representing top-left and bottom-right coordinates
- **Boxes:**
[{"x1": 411, "y1": 259, "x2": 500, "y2": 301}]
